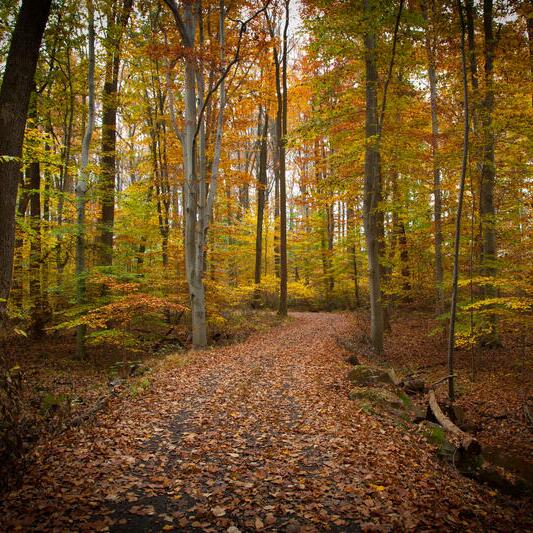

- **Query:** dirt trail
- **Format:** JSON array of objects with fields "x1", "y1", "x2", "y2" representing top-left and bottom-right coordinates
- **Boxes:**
[{"x1": 1, "y1": 313, "x2": 530, "y2": 531}]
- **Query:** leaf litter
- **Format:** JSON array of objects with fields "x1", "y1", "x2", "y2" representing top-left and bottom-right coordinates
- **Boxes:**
[{"x1": 1, "y1": 312, "x2": 531, "y2": 531}]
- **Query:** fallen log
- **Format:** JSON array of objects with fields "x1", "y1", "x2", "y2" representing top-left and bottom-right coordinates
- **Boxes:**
[
  {"x1": 401, "y1": 376, "x2": 426, "y2": 395},
  {"x1": 428, "y1": 390, "x2": 481, "y2": 456},
  {"x1": 68, "y1": 394, "x2": 110, "y2": 429}
]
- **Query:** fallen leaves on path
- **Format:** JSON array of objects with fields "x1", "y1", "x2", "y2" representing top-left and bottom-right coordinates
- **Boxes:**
[{"x1": 1, "y1": 313, "x2": 531, "y2": 531}]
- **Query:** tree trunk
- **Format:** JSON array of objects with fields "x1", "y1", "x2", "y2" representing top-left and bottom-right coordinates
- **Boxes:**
[
  {"x1": 11, "y1": 176, "x2": 30, "y2": 310},
  {"x1": 254, "y1": 107, "x2": 268, "y2": 306},
  {"x1": 448, "y1": 0, "x2": 470, "y2": 402},
  {"x1": 28, "y1": 158, "x2": 48, "y2": 337},
  {"x1": 75, "y1": 0, "x2": 96, "y2": 359},
  {"x1": 278, "y1": 0, "x2": 289, "y2": 317},
  {"x1": 526, "y1": 0, "x2": 533, "y2": 106},
  {"x1": 320, "y1": 207, "x2": 330, "y2": 301},
  {"x1": 98, "y1": 0, "x2": 133, "y2": 266},
  {"x1": 465, "y1": 0, "x2": 483, "y2": 267},
  {"x1": 56, "y1": 49, "x2": 75, "y2": 286},
  {"x1": 422, "y1": 1, "x2": 444, "y2": 314},
  {"x1": 347, "y1": 206, "x2": 360, "y2": 307},
  {"x1": 181, "y1": 5, "x2": 204, "y2": 345},
  {"x1": 0, "y1": 0, "x2": 51, "y2": 320},
  {"x1": 479, "y1": 0, "x2": 499, "y2": 346},
  {"x1": 363, "y1": 0, "x2": 384, "y2": 356},
  {"x1": 272, "y1": 92, "x2": 281, "y2": 279}
]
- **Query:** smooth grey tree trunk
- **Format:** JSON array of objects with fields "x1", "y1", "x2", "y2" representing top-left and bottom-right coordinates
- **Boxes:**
[
  {"x1": 75, "y1": 0, "x2": 96, "y2": 358},
  {"x1": 164, "y1": 0, "x2": 227, "y2": 347}
]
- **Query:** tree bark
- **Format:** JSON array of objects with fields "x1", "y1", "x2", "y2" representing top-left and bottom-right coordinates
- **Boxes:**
[
  {"x1": 75, "y1": 0, "x2": 96, "y2": 359},
  {"x1": 98, "y1": 0, "x2": 133, "y2": 266},
  {"x1": 526, "y1": 0, "x2": 533, "y2": 106},
  {"x1": 164, "y1": 0, "x2": 265, "y2": 345},
  {"x1": 479, "y1": 0, "x2": 499, "y2": 346},
  {"x1": 422, "y1": 1, "x2": 444, "y2": 314},
  {"x1": 272, "y1": 50, "x2": 281, "y2": 281},
  {"x1": 278, "y1": 0, "x2": 289, "y2": 317},
  {"x1": 347, "y1": 206, "x2": 360, "y2": 307},
  {"x1": 0, "y1": 0, "x2": 51, "y2": 320},
  {"x1": 28, "y1": 157, "x2": 49, "y2": 337},
  {"x1": 363, "y1": 0, "x2": 384, "y2": 356},
  {"x1": 448, "y1": 0, "x2": 470, "y2": 402},
  {"x1": 55, "y1": 47, "x2": 75, "y2": 286},
  {"x1": 428, "y1": 390, "x2": 481, "y2": 454},
  {"x1": 254, "y1": 107, "x2": 268, "y2": 306}
]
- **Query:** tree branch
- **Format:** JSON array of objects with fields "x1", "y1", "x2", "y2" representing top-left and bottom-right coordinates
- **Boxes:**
[
  {"x1": 194, "y1": 1, "x2": 271, "y2": 141},
  {"x1": 162, "y1": 0, "x2": 191, "y2": 47},
  {"x1": 378, "y1": 0, "x2": 404, "y2": 134}
]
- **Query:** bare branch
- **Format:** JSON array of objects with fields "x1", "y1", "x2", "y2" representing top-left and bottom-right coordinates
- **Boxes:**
[
  {"x1": 165, "y1": 58, "x2": 184, "y2": 143},
  {"x1": 194, "y1": 1, "x2": 272, "y2": 141},
  {"x1": 378, "y1": 0, "x2": 404, "y2": 134}
]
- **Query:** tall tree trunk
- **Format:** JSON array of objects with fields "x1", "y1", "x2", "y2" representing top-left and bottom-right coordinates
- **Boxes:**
[
  {"x1": 56, "y1": 48, "x2": 75, "y2": 285},
  {"x1": 465, "y1": 0, "x2": 483, "y2": 265},
  {"x1": 320, "y1": 208, "x2": 330, "y2": 301},
  {"x1": 181, "y1": 4, "x2": 205, "y2": 346},
  {"x1": 347, "y1": 206, "x2": 360, "y2": 307},
  {"x1": 272, "y1": 91, "x2": 281, "y2": 278},
  {"x1": 479, "y1": 0, "x2": 499, "y2": 346},
  {"x1": 11, "y1": 174, "x2": 30, "y2": 310},
  {"x1": 422, "y1": 1, "x2": 444, "y2": 314},
  {"x1": 362, "y1": 0, "x2": 403, "y2": 354},
  {"x1": 164, "y1": 0, "x2": 261, "y2": 345},
  {"x1": 99, "y1": 0, "x2": 133, "y2": 266},
  {"x1": 254, "y1": 107, "x2": 268, "y2": 306},
  {"x1": 363, "y1": 0, "x2": 384, "y2": 356},
  {"x1": 28, "y1": 158, "x2": 48, "y2": 337},
  {"x1": 448, "y1": 0, "x2": 470, "y2": 402},
  {"x1": 326, "y1": 203, "x2": 334, "y2": 295},
  {"x1": 0, "y1": 0, "x2": 51, "y2": 321},
  {"x1": 75, "y1": 0, "x2": 96, "y2": 359},
  {"x1": 278, "y1": 0, "x2": 289, "y2": 317},
  {"x1": 526, "y1": 0, "x2": 533, "y2": 106}
]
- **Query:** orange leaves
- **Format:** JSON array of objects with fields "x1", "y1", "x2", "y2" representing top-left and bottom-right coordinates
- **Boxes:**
[
  {"x1": 1, "y1": 313, "x2": 531, "y2": 531},
  {"x1": 83, "y1": 294, "x2": 187, "y2": 329}
]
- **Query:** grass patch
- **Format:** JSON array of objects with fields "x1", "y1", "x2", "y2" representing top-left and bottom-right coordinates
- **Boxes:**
[
  {"x1": 129, "y1": 376, "x2": 152, "y2": 397},
  {"x1": 398, "y1": 391, "x2": 412, "y2": 408}
]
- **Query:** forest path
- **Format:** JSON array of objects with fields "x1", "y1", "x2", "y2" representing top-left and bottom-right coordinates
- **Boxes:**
[{"x1": 0, "y1": 312, "x2": 525, "y2": 531}]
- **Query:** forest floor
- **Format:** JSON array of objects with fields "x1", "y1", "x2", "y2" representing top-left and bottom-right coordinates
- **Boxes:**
[
  {"x1": 1, "y1": 312, "x2": 531, "y2": 532},
  {"x1": 350, "y1": 310, "x2": 533, "y2": 462}
]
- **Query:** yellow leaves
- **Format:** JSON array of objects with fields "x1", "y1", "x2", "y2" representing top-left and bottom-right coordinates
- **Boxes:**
[
  {"x1": 461, "y1": 296, "x2": 532, "y2": 314},
  {"x1": 83, "y1": 293, "x2": 187, "y2": 329},
  {"x1": 369, "y1": 484, "x2": 386, "y2": 492}
]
